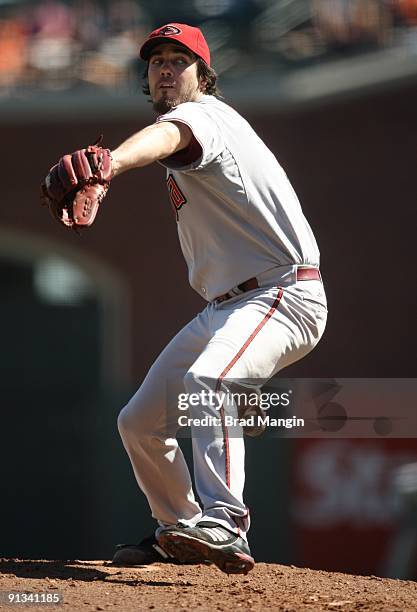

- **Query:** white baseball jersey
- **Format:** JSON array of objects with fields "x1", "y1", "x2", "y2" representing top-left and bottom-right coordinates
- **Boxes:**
[{"x1": 157, "y1": 94, "x2": 320, "y2": 302}]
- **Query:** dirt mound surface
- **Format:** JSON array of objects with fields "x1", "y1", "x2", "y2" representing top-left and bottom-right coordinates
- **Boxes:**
[{"x1": 0, "y1": 559, "x2": 416, "y2": 611}]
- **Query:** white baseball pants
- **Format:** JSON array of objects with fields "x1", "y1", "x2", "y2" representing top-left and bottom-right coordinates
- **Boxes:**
[{"x1": 117, "y1": 279, "x2": 327, "y2": 540}]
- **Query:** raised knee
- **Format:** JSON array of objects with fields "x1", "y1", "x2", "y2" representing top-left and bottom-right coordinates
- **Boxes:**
[
  {"x1": 117, "y1": 404, "x2": 134, "y2": 438},
  {"x1": 117, "y1": 398, "x2": 168, "y2": 441}
]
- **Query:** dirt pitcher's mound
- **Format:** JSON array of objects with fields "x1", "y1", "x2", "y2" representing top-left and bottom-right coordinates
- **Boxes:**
[{"x1": 0, "y1": 559, "x2": 416, "y2": 611}]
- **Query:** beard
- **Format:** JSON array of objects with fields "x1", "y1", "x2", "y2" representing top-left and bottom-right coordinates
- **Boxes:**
[
  {"x1": 152, "y1": 95, "x2": 179, "y2": 115},
  {"x1": 152, "y1": 85, "x2": 199, "y2": 115}
]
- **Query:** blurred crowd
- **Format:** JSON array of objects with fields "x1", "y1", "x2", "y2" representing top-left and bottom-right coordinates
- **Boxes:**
[
  {"x1": 312, "y1": 0, "x2": 417, "y2": 51},
  {"x1": 0, "y1": 0, "x2": 416, "y2": 97},
  {"x1": 0, "y1": 0, "x2": 150, "y2": 94}
]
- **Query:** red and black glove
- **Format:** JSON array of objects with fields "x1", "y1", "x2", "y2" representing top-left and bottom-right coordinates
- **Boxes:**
[{"x1": 41, "y1": 136, "x2": 112, "y2": 231}]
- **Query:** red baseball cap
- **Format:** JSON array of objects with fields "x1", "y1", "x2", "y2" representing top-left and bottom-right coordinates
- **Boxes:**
[{"x1": 140, "y1": 23, "x2": 210, "y2": 66}]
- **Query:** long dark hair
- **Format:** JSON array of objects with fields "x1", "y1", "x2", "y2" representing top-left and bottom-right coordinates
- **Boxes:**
[{"x1": 142, "y1": 57, "x2": 222, "y2": 98}]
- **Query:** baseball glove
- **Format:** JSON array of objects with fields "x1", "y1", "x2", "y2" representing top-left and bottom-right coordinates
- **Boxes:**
[{"x1": 41, "y1": 136, "x2": 112, "y2": 232}]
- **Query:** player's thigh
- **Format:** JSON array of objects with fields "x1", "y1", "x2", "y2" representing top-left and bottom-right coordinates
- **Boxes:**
[
  {"x1": 118, "y1": 312, "x2": 210, "y2": 436},
  {"x1": 187, "y1": 283, "x2": 326, "y2": 386}
]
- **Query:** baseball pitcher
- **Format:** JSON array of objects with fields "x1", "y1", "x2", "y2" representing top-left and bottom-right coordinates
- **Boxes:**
[{"x1": 41, "y1": 23, "x2": 327, "y2": 575}]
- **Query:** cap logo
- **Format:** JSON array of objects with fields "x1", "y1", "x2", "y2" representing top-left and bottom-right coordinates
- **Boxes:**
[{"x1": 153, "y1": 25, "x2": 182, "y2": 37}]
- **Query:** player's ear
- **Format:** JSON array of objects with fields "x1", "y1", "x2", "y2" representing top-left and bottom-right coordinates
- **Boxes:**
[{"x1": 199, "y1": 78, "x2": 208, "y2": 93}]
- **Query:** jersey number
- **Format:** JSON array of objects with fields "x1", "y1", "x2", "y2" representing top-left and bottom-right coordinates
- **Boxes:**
[{"x1": 166, "y1": 174, "x2": 187, "y2": 221}]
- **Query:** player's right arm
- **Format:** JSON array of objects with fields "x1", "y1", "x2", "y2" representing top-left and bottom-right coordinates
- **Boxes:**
[{"x1": 110, "y1": 121, "x2": 193, "y2": 177}]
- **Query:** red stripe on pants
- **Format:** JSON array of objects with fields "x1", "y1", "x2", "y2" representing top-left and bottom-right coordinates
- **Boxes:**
[{"x1": 215, "y1": 287, "x2": 284, "y2": 488}]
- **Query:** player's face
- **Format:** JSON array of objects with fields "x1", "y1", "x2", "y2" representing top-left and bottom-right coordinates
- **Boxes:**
[{"x1": 148, "y1": 43, "x2": 204, "y2": 114}]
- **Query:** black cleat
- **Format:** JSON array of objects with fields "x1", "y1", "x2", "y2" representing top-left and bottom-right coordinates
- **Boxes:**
[
  {"x1": 157, "y1": 521, "x2": 255, "y2": 575},
  {"x1": 111, "y1": 532, "x2": 203, "y2": 566}
]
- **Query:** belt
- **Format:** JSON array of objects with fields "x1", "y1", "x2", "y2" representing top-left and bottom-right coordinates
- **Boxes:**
[{"x1": 215, "y1": 266, "x2": 321, "y2": 303}]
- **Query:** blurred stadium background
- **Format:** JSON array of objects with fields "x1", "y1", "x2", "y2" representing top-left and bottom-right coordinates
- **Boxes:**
[
  {"x1": 1, "y1": 0, "x2": 417, "y2": 100},
  {"x1": 1, "y1": 0, "x2": 417, "y2": 581}
]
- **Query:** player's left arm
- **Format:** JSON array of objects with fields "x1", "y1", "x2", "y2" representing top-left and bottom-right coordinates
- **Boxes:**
[{"x1": 110, "y1": 121, "x2": 193, "y2": 178}]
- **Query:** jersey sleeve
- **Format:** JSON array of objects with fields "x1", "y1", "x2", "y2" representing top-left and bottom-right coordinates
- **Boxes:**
[{"x1": 156, "y1": 101, "x2": 224, "y2": 171}]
